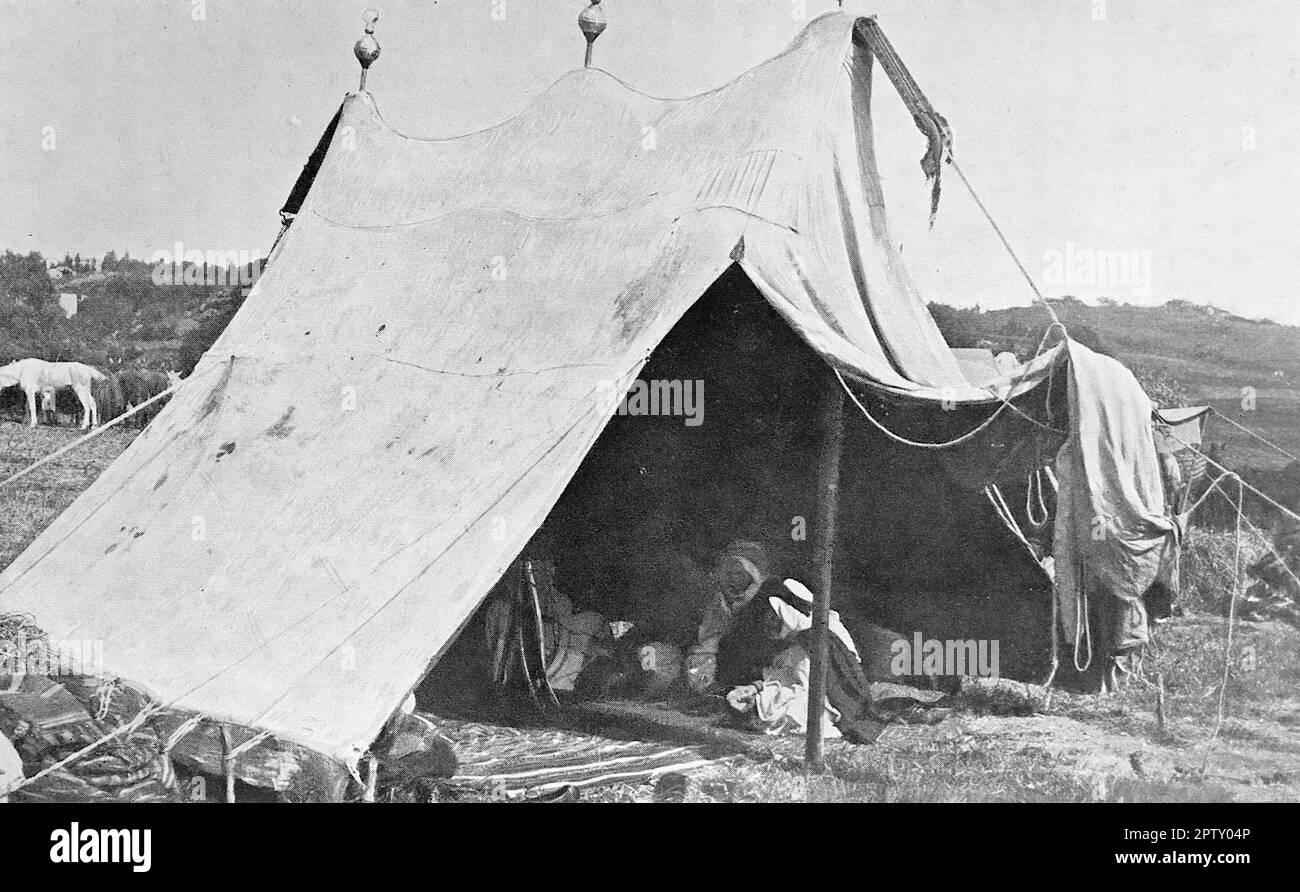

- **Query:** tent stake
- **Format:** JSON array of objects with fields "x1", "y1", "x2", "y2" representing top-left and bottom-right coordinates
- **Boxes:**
[
  {"x1": 363, "y1": 753, "x2": 378, "y2": 802},
  {"x1": 219, "y1": 724, "x2": 236, "y2": 803},
  {"x1": 806, "y1": 374, "x2": 845, "y2": 772}
]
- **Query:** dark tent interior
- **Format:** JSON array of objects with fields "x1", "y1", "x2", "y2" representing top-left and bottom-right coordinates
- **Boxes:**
[{"x1": 422, "y1": 265, "x2": 1095, "y2": 714}]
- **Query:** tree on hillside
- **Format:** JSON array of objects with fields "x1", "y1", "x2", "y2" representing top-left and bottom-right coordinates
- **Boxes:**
[
  {"x1": 1049, "y1": 296, "x2": 1087, "y2": 311},
  {"x1": 104, "y1": 273, "x2": 150, "y2": 313},
  {"x1": 72, "y1": 291, "x2": 133, "y2": 336},
  {"x1": 102, "y1": 249, "x2": 117, "y2": 272},
  {"x1": 0, "y1": 250, "x2": 54, "y2": 309},
  {"x1": 176, "y1": 290, "x2": 248, "y2": 375},
  {"x1": 927, "y1": 302, "x2": 984, "y2": 348}
]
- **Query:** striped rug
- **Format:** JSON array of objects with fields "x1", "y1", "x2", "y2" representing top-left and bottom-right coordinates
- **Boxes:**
[{"x1": 434, "y1": 718, "x2": 724, "y2": 796}]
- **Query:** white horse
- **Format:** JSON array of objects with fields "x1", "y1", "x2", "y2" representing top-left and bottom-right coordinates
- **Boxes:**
[{"x1": 0, "y1": 358, "x2": 105, "y2": 429}]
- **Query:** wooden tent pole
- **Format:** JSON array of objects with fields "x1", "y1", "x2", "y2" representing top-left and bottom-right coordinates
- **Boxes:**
[{"x1": 806, "y1": 373, "x2": 846, "y2": 772}]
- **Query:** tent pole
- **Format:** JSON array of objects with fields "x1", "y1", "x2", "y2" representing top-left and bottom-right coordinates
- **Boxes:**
[{"x1": 806, "y1": 372, "x2": 845, "y2": 772}]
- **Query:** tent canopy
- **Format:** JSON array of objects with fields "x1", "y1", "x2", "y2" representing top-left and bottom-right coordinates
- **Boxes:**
[{"x1": 0, "y1": 12, "x2": 1164, "y2": 776}]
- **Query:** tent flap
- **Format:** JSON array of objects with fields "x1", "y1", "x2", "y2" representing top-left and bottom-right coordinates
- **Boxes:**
[{"x1": 1053, "y1": 341, "x2": 1177, "y2": 666}]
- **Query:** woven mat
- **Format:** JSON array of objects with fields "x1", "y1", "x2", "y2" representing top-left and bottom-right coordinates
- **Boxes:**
[{"x1": 430, "y1": 717, "x2": 723, "y2": 796}]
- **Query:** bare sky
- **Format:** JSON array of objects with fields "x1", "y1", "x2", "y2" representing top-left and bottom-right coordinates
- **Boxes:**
[{"x1": 2, "y1": 0, "x2": 1296, "y2": 323}]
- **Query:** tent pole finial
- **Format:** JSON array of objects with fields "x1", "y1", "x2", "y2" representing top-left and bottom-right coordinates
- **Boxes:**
[
  {"x1": 354, "y1": 8, "x2": 382, "y2": 92},
  {"x1": 579, "y1": 0, "x2": 607, "y2": 69}
]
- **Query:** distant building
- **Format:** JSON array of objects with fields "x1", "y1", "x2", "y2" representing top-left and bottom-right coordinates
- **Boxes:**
[
  {"x1": 48, "y1": 266, "x2": 75, "y2": 281},
  {"x1": 58, "y1": 292, "x2": 80, "y2": 319}
]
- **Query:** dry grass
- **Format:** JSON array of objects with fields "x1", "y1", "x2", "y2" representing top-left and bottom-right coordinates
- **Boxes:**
[
  {"x1": 0, "y1": 419, "x2": 139, "y2": 571},
  {"x1": 1179, "y1": 527, "x2": 1262, "y2": 616},
  {"x1": 577, "y1": 730, "x2": 1239, "y2": 803}
]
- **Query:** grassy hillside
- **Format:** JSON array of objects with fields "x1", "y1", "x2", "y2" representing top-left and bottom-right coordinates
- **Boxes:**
[
  {"x1": 5, "y1": 251, "x2": 1297, "y2": 491},
  {"x1": 931, "y1": 298, "x2": 1300, "y2": 475},
  {"x1": 1, "y1": 252, "x2": 250, "y2": 375}
]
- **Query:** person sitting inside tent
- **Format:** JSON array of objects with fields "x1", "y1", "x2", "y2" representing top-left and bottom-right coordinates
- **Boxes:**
[
  {"x1": 713, "y1": 573, "x2": 860, "y2": 691},
  {"x1": 684, "y1": 540, "x2": 862, "y2": 692},
  {"x1": 485, "y1": 559, "x2": 609, "y2": 694},
  {"x1": 683, "y1": 540, "x2": 770, "y2": 692},
  {"x1": 723, "y1": 580, "x2": 886, "y2": 743}
]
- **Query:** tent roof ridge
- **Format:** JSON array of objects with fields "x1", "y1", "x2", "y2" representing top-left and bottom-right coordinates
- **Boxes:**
[{"x1": 340, "y1": 11, "x2": 858, "y2": 146}]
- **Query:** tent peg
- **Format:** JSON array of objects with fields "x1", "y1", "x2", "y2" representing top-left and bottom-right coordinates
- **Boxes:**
[
  {"x1": 219, "y1": 723, "x2": 236, "y2": 803},
  {"x1": 363, "y1": 753, "x2": 379, "y2": 802}
]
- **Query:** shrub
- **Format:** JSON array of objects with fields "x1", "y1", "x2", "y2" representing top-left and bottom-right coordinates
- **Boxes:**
[{"x1": 1178, "y1": 527, "x2": 1262, "y2": 616}]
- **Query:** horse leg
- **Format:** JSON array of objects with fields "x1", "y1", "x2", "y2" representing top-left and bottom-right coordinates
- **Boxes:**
[
  {"x1": 25, "y1": 386, "x2": 38, "y2": 427},
  {"x1": 75, "y1": 385, "x2": 94, "y2": 430}
]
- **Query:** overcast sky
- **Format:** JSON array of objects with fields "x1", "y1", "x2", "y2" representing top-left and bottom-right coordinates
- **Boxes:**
[{"x1": 2, "y1": 0, "x2": 1296, "y2": 323}]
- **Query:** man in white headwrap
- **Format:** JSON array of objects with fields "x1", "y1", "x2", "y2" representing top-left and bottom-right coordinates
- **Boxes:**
[
  {"x1": 724, "y1": 583, "x2": 844, "y2": 739},
  {"x1": 686, "y1": 541, "x2": 863, "y2": 693},
  {"x1": 726, "y1": 578, "x2": 952, "y2": 740}
]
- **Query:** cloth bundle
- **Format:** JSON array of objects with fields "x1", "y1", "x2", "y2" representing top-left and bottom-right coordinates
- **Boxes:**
[
  {"x1": 374, "y1": 711, "x2": 459, "y2": 800},
  {"x1": 0, "y1": 674, "x2": 181, "y2": 802}
]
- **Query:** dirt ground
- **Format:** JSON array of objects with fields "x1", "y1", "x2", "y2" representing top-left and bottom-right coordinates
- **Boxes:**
[{"x1": 559, "y1": 648, "x2": 1300, "y2": 804}]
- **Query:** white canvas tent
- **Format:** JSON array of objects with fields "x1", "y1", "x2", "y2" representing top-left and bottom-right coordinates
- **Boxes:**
[{"x1": 0, "y1": 13, "x2": 1174, "y2": 791}]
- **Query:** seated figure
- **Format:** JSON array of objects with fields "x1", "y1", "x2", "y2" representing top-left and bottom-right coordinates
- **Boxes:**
[
  {"x1": 485, "y1": 560, "x2": 608, "y2": 693},
  {"x1": 682, "y1": 540, "x2": 771, "y2": 692},
  {"x1": 714, "y1": 575, "x2": 860, "y2": 691},
  {"x1": 724, "y1": 579, "x2": 898, "y2": 744}
]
